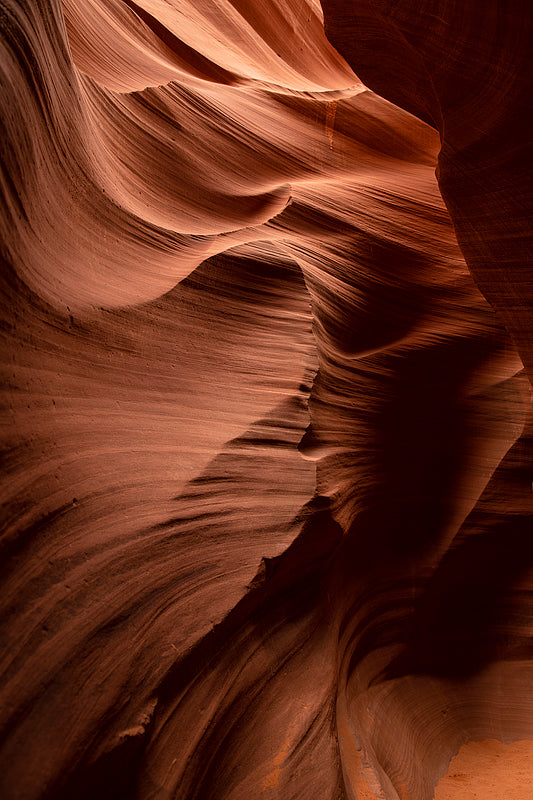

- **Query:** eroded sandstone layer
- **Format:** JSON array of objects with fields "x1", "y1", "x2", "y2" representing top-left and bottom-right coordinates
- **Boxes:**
[{"x1": 1, "y1": 1, "x2": 532, "y2": 799}]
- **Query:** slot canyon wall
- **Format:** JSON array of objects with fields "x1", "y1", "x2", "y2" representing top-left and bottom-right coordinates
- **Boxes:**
[{"x1": 1, "y1": 1, "x2": 532, "y2": 798}]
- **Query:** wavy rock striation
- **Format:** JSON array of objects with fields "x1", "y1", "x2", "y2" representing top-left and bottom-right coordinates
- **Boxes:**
[{"x1": 1, "y1": 1, "x2": 532, "y2": 799}]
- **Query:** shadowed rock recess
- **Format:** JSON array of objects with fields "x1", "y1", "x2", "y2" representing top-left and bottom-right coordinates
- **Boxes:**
[{"x1": 1, "y1": 1, "x2": 532, "y2": 798}]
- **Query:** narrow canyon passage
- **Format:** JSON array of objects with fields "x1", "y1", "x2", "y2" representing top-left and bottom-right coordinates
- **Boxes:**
[{"x1": 1, "y1": 1, "x2": 532, "y2": 799}]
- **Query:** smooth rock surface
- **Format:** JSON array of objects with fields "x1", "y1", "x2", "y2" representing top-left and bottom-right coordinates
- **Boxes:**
[{"x1": 1, "y1": 1, "x2": 532, "y2": 798}]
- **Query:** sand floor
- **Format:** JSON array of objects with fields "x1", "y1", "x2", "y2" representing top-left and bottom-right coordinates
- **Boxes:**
[{"x1": 434, "y1": 739, "x2": 533, "y2": 799}]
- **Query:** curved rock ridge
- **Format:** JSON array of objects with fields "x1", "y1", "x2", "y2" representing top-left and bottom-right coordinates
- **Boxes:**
[
  {"x1": 1, "y1": 1, "x2": 532, "y2": 799},
  {"x1": 62, "y1": 0, "x2": 358, "y2": 92},
  {"x1": 320, "y1": 0, "x2": 533, "y2": 381}
]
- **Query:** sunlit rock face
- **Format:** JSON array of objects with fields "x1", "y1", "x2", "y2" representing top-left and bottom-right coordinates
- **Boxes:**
[{"x1": 1, "y1": 1, "x2": 532, "y2": 799}]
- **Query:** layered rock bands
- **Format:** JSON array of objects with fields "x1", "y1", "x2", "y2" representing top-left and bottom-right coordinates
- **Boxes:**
[{"x1": 1, "y1": 1, "x2": 532, "y2": 798}]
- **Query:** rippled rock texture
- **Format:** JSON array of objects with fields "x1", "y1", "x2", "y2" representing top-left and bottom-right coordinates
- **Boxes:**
[{"x1": 1, "y1": 1, "x2": 532, "y2": 798}]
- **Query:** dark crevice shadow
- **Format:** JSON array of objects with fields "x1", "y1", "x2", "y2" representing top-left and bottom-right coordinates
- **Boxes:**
[{"x1": 380, "y1": 432, "x2": 533, "y2": 681}]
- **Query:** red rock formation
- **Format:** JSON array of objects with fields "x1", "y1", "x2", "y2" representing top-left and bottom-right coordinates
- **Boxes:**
[{"x1": 1, "y1": 1, "x2": 531, "y2": 798}]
